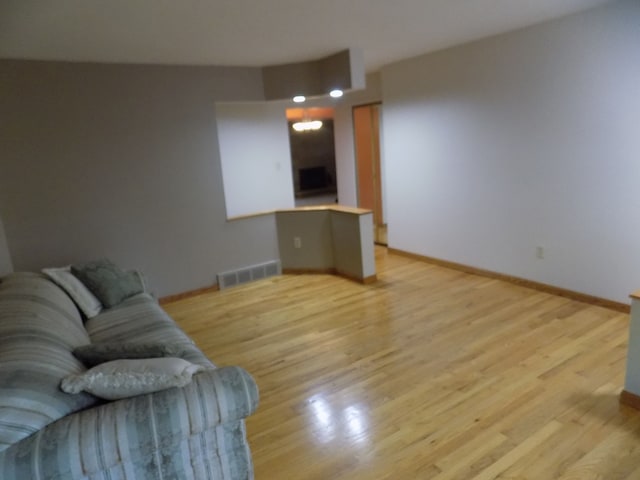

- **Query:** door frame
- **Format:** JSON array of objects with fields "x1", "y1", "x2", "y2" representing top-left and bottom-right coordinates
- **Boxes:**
[{"x1": 352, "y1": 102, "x2": 386, "y2": 244}]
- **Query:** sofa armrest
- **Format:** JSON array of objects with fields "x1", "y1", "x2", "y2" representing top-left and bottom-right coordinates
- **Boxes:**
[{"x1": 0, "y1": 366, "x2": 259, "y2": 480}]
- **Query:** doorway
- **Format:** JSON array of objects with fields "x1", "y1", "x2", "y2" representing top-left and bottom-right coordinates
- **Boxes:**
[
  {"x1": 353, "y1": 103, "x2": 386, "y2": 245},
  {"x1": 286, "y1": 107, "x2": 338, "y2": 207}
]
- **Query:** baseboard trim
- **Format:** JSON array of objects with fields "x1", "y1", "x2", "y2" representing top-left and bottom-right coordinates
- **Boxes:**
[
  {"x1": 361, "y1": 274, "x2": 378, "y2": 285},
  {"x1": 159, "y1": 285, "x2": 219, "y2": 305},
  {"x1": 388, "y1": 248, "x2": 629, "y2": 314},
  {"x1": 160, "y1": 268, "x2": 376, "y2": 304},
  {"x1": 620, "y1": 390, "x2": 640, "y2": 410},
  {"x1": 283, "y1": 267, "x2": 335, "y2": 276},
  {"x1": 336, "y1": 269, "x2": 377, "y2": 285},
  {"x1": 283, "y1": 268, "x2": 377, "y2": 285}
]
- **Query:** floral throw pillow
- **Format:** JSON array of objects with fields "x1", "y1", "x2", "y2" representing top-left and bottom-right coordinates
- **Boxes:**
[{"x1": 71, "y1": 259, "x2": 143, "y2": 308}]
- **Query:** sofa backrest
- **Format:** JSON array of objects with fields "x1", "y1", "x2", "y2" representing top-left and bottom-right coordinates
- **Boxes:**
[
  {"x1": 0, "y1": 273, "x2": 99, "y2": 452},
  {"x1": 84, "y1": 292, "x2": 215, "y2": 368}
]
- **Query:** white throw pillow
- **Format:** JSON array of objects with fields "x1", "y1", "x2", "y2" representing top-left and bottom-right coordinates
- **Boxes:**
[
  {"x1": 42, "y1": 266, "x2": 102, "y2": 318},
  {"x1": 60, "y1": 358, "x2": 204, "y2": 400}
]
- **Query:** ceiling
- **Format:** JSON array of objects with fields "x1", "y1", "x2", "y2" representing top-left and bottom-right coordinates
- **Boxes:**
[{"x1": 0, "y1": 0, "x2": 614, "y2": 72}]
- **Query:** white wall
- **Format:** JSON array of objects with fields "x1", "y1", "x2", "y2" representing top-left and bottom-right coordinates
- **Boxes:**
[
  {"x1": 381, "y1": 0, "x2": 640, "y2": 303},
  {"x1": 334, "y1": 73, "x2": 383, "y2": 207},
  {"x1": 216, "y1": 102, "x2": 295, "y2": 217}
]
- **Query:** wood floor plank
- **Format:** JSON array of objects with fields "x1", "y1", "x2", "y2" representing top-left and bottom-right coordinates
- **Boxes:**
[{"x1": 164, "y1": 247, "x2": 637, "y2": 479}]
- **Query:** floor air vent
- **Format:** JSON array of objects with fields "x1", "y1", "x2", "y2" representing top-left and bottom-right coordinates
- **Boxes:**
[{"x1": 217, "y1": 260, "x2": 281, "y2": 290}]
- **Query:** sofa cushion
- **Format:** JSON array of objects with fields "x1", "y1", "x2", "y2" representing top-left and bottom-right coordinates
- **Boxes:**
[
  {"x1": 0, "y1": 273, "x2": 99, "y2": 452},
  {"x1": 61, "y1": 357, "x2": 204, "y2": 400},
  {"x1": 71, "y1": 259, "x2": 144, "y2": 308},
  {"x1": 42, "y1": 266, "x2": 103, "y2": 318},
  {"x1": 73, "y1": 342, "x2": 189, "y2": 367},
  {"x1": 84, "y1": 293, "x2": 215, "y2": 368}
]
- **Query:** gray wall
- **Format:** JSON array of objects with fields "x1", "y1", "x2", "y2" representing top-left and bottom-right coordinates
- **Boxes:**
[
  {"x1": 331, "y1": 211, "x2": 374, "y2": 280},
  {"x1": 276, "y1": 208, "x2": 375, "y2": 280},
  {"x1": 0, "y1": 60, "x2": 279, "y2": 297},
  {"x1": 381, "y1": 0, "x2": 640, "y2": 303},
  {"x1": 277, "y1": 211, "x2": 334, "y2": 271}
]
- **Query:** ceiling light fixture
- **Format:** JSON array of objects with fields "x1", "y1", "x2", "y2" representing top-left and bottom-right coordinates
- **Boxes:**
[
  {"x1": 293, "y1": 95, "x2": 306, "y2": 103},
  {"x1": 329, "y1": 89, "x2": 343, "y2": 98},
  {"x1": 292, "y1": 120, "x2": 323, "y2": 132}
]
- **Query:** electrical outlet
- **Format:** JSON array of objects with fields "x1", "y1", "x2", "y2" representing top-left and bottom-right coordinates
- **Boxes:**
[
  {"x1": 536, "y1": 246, "x2": 544, "y2": 259},
  {"x1": 294, "y1": 237, "x2": 302, "y2": 249}
]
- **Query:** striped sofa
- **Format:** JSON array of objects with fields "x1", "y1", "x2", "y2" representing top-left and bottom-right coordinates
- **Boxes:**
[{"x1": 0, "y1": 272, "x2": 259, "y2": 480}]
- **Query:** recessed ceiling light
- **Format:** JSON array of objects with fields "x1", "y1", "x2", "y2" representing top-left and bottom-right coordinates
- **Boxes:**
[
  {"x1": 329, "y1": 89, "x2": 343, "y2": 98},
  {"x1": 293, "y1": 95, "x2": 306, "y2": 103}
]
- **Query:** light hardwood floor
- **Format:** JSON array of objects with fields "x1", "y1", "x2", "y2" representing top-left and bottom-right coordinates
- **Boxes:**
[{"x1": 164, "y1": 247, "x2": 640, "y2": 479}]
